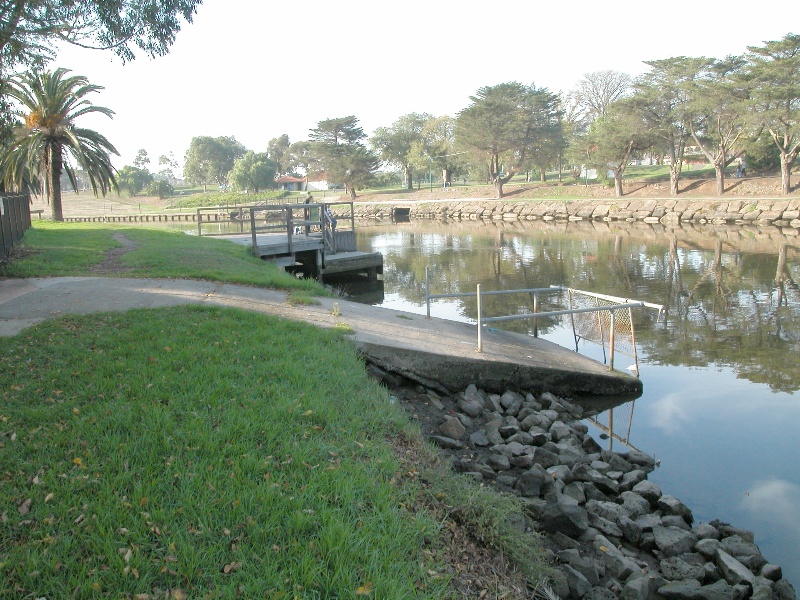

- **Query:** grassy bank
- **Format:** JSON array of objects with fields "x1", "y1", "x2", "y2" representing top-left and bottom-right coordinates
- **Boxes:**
[{"x1": 0, "y1": 223, "x2": 550, "y2": 597}]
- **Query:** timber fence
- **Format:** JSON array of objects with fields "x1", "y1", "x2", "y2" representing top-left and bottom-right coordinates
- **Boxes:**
[{"x1": 1, "y1": 194, "x2": 31, "y2": 262}]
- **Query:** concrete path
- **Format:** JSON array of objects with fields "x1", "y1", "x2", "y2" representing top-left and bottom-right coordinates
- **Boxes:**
[{"x1": 0, "y1": 277, "x2": 642, "y2": 398}]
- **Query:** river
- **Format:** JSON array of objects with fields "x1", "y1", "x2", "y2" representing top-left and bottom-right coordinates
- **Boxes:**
[{"x1": 343, "y1": 217, "x2": 800, "y2": 587}]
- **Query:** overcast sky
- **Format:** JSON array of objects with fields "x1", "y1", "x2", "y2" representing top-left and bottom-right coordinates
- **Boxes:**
[{"x1": 52, "y1": 0, "x2": 796, "y2": 171}]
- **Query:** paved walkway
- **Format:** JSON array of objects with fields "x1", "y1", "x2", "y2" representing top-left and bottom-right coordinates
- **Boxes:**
[{"x1": 0, "y1": 277, "x2": 642, "y2": 398}]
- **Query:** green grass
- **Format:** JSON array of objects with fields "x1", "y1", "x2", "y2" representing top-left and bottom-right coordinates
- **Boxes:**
[
  {"x1": 0, "y1": 222, "x2": 325, "y2": 294},
  {"x1": 1, "y1": 221, "x2": 551, "y2": 595},
  {"x1": 0, "y1": 307, "x2": 450, "y2": 597},
  {"x1": 166, "y1": 190, "x2": 291, "y2": 210}
]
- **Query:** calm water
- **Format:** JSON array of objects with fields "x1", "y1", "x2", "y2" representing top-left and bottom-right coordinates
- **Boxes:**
[{"x1": 347, "y1": 218, "x2": 800, "y2": 586}]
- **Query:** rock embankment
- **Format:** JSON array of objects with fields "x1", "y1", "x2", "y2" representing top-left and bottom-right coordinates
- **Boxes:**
[
  {"x1": 351, "y1": 198, "x2": 800, "y2": 229},
  {"x1": 378, "y1": 371, "x2": 797, "y2": 600}
]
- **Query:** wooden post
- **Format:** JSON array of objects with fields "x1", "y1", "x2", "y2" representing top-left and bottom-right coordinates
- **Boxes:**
[{"x1": 477, "y1": 284, "x2": 483, "y2": 352}]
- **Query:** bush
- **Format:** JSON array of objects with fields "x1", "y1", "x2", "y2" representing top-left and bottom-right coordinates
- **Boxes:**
[{"x1": 146, "y1": 179, "x2": 173, "y2": 199}]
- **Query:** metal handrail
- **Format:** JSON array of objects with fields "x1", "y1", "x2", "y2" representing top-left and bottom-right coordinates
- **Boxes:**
[{"x1": 424, "y1": 266, "x2": 664, "y2": 371}]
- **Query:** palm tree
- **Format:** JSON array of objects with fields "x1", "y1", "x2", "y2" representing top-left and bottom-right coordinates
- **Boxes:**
[{"x1": 1, "y1": 68, "x2": 118, "y2": 221}]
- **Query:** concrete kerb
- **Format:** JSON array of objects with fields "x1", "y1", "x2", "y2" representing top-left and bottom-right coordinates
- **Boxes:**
[{"x1": 0, "y1": 277, "x2": 641, "y2": 398}]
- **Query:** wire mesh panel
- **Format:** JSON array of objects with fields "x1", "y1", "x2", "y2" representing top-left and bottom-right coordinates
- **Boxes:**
[
  {"x1": 567, "y1": 289, "x2": 638, "y2": 366},
  {"x1": 587, "y1": 400, "x2": 637, "y2": 451}
]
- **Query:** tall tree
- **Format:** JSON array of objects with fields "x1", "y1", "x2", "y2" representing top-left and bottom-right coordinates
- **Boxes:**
[
  {"x1": 370, "y1": 113, "x2": 431, "y2": 189},
  {"x1": 309, "y1": 116, "x2": 379, "y2": 200},
  {"x1": 585, "y1": 99, "x2": 651, "y2": 197},
  {"x1": 229, "y1": 151, "x2": 278, "y2": 193},
  {"x1": 133, "y1": 148, "x2": 150, "y2": 170},
  {"x1": 267, "y1": 134, "x2": 291, "y2": 175},
  {"x1": 183, "y1": 135, "x2": 245, "y2": 191},
  {"x1": 634, "y1": 57, "x2": 709, "y2": 196},
  {"x1": 571, "y1": 70, "x2": 632, "y2": 122},
  {"x1": 455, "y1": 82, "x2": 563, "y2": 198},
  {"x1": 687, "y1": 56, "x2": 750, "y2": 195},
  {"x1": 0, "y1": 68, "x2": 118, "y2": 221},
  {"x1": 0, "y1": 0, "x2": 202, "y2": 70},
  {"x1": 157, "y1": 152, "x2": 179, "y2": 184},
  {"x1": 747, "y1": 33, "x2": 800, "y2": 194}
]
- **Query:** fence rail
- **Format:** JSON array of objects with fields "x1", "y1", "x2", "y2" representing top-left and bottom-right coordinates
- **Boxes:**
[
  {"x1": 1, "y1": 194, "x2": 32, "y2": 262},
  {"x1": 424, "y1": 268, "x2": 664, "y2": 372}
]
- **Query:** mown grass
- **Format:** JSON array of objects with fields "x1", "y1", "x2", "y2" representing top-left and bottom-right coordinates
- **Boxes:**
[
  {"x1": 1, "y1": 221, "x2": 551, "y2": 596},
  {"x1": 166, "y1": 191, "x2": 291, "y2": 211},
  {"x1": 0, "y1": 306, "x2": 451, "y2": 597},
  {"x1": 0, "y1": 222, "x2": 325, "y2": 295}
]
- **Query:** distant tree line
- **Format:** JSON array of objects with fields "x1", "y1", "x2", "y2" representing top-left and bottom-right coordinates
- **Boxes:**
[{"x1": 177, "y1": 33, "x2": 799, "y2": 201}]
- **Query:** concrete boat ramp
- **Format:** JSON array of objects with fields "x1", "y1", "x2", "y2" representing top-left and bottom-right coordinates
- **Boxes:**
[{"x1": 0, "y1": 277, "x2": 642, "y2": 398}]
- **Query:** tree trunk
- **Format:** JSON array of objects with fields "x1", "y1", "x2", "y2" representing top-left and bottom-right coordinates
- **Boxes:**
[
  {"x1": 669, "y1": 165, "x2": 680, "y2": 196},
  {"x1": 494, "y1": 179, "x2": 504, "y2": 198},
  {"x1": 715, "y1": 163, "x2": 725, "y2": 196},
  {"x1": 780, "y1": 154, "x2": 793, "y2": 195},
  {"x1": 348, "y1": 186, "x2": 357, "y2": 201},
  {"x1": 49, "y1": 143, "x2": 64, "y2": 222},
  {"x1": 404, "y1": 166, "x2": 413, "y2": 190},
  {"x1": 614, "y1": 170, "x2": 624, "y2": 197},
  {"x1": 539, "y1": 169, "x2": 546, "y2": 183}
]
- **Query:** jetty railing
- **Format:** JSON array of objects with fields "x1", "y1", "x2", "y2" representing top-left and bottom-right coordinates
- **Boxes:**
[{"x1": 425, "y1": 268, "x2": 664, "y2": 371}]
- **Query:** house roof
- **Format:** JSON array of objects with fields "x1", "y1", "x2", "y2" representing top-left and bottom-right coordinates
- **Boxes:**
[{"x1": 275, "y1": 175, "x2": 306, "y2": 183}]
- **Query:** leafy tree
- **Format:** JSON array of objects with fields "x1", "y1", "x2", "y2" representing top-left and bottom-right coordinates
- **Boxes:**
[
  {"x1": 229, "y1": 151, "x2": 278, "y2": 193},
  {"x1": 0, "y1": 0, "x2": 202, "y2": 70},
  {"x1": 633, "y1": 57, "x2": 708, "y2": 196},
  {"x1": 309, "y1": 116, "x2": 379, "y2": 200},
  {"x1": 0, "y1": 68, "x2": 118, "y2": 221},
  {"x1": 183, "y1": 135, "x2": 246, "y2": 191},
  {"x1": 585, "y1": 100, "x2": 651, "y2": 197},
  {"x1": 405, "y1": 115, "x2": 467, "y2": 188},
  {"x1": 455, "y1": 82, "x2": 563, "y2": 198},
  {"x1": 746, "y1": 33, "x2": 800, "y2": 194},
  {"x1": 146, "y1": 179, "x2": 173, "y2": 199},
  {"x1": 370, "y1": 113, "x2": 431, "y2": 189},
  {"x1": 285, "y1": 140, "x2": 317, "y2": 176},
  {"x1": 267, "y1": 134, "x2": 291, "y2": 175},
  {"x1": 133, "y1": 148, "x2": 150, "y2": 170},
  {"x1": 117, "y1": 165, "x2": 153, "y2": 196},
  {"x1": 686, "y1": 56, "x2": 750, "y2": 195}
]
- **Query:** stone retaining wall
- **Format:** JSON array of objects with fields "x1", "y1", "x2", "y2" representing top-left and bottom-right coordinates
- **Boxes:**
[{"x1": 351, "y1": 198, "x2": 800, "y2": 229}]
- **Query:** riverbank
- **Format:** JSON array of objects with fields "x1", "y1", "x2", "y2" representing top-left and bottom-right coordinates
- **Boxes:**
[
  {"x1": 351, "y1": 196, "x2": 800, "y2": 230},
  {"x1": 381, "y1": 374, "x2": 798, "y2": 600}
]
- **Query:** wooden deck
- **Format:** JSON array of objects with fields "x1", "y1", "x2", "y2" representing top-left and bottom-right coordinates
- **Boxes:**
[{"x1": 208, "y1": 201, "x2": 383, "y2": 280}]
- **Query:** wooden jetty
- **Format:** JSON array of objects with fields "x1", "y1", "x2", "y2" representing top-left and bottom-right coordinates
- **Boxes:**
[{"x1": 200, "y1": 201, "x2": 383, "y2": 281}]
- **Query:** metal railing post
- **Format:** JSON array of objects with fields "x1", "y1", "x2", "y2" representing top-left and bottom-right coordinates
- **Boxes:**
[
  {"x1": 609, "y1": 310, "x2": 616, "y2": 371},
  {"x1": 477, "y1": 284, "x2": 483, "y2": 352},
  {"x1": 426, "y1": 267, "x2": 431, "y2": 318},
  {"x1": 533, "y1": 291, "x2": 539, "y2": 338}
]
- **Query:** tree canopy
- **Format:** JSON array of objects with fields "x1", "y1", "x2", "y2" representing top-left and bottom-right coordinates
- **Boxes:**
[
  {"x1": 309, "y1": 116, "x2": 379, "y2": 200},
  {"x1": 229, "y1": 151, "x2": 278, "y2": 193},
  {"x1": 183, "y1": 135, "x2": 245, "y2": 191},
  {"x1": 0, "y1": 0, "x2": 203, "y2": 71},
  {"x1": 455, "y1": 82, "x2": 563, "y2": 198}
]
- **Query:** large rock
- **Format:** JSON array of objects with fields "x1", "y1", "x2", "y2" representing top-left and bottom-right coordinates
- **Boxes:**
[
  {"x1": 716, "y1": 549, "x2": 755, "y2": 587},
  {"x1": 593, "y1": 534, "x2": 643, "y2": 580},
  {"x1": 515, "y1": 464, "x2": 548, "y2": 497},
  {"x1": 658, "y1": 495, "x2": 694, "y2": 525},
  {"x1": 660, "y1": 556, "x2": 706, "y2": 581},
  {"x1": 632, "y1": 480, "x2": 663, "y2": 505},
  {"x1": 538, "y1": 498, "x2": 589, "y2": 538},
  {"x1": 439, "y1": 416, "x2": 466, "y2": 439},
  {"x1": 653, "y1": 525, "x2": 698, "y2": 557},
  {"x1": 562, "y1": 564, "x2": 594, "y2": 598}
]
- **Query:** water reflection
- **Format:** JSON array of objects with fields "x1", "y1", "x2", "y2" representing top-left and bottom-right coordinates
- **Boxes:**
[
  {"x1": 356, "y1": 219, "x2": 800, "y2": 393},
  {"x1": 351, "y1": 217, "x2": 800, "y2": 586}
]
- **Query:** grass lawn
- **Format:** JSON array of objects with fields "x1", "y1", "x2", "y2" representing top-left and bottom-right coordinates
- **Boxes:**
[{"x1": 0, "y1": 223, "x2": 550, "y2": 597}]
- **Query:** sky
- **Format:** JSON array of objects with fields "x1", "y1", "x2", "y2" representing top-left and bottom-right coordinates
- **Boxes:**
[{"x1": 50, "y1": 0, "x2": 797, "y2": 172}]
